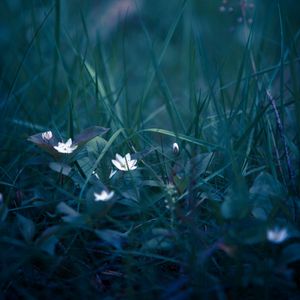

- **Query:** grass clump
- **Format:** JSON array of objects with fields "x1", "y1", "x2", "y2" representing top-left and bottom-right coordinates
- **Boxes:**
[{"x1": 0, "y1": 0, "x2": 300, "y2": 299}]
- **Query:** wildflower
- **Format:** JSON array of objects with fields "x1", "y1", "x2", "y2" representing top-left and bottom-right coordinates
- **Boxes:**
[
  {"x1": 54, "y1": 138, "x2": 78, "y2": 154},
  {"x1": 111, "y1": 153, "x2": 137, "y2": 171},
  {"x1": 172, "y1": 142, "x2": 179, "y2": 154},
  {"x1": 42, "y1": 131, "x2": 53, "y2": 141},
  {"x1": 267, "y1": 227, "x2": 288, "y2": 244},
  {"x1": 94, "y1": 190, "x2": 115, "y2": 201}
]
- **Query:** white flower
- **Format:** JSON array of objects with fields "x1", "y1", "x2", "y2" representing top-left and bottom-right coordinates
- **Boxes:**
[
  {"x1": 54, "y1": 138, "x2": 78, "y2": 154},
  {"x1": 172, "y1": 142, "x2": 179, "y2": 154},
  {"x1": 111, "y1": 153, "x2": 137, "y2": 171},
  {"x1": 267, "y1": 227, "x2": 288, "y2": 244},
  {"x1": 94, "y1": 190, "x2": 115, "y2": 201},
  {"x1": 42, "y1": 131, "x2": 53, "y2": 141}
]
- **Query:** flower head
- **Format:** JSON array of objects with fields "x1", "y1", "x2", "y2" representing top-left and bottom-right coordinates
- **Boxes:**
[
  {"x1": 172, "y1": 142, "x2": 179, "y2": 154},
  {"x1": 42, "y1": 131, "x2": 53, "y2": 141},
  {"x1": 54, "y1": 138, "x2": 78, "y2": 154},
  {"x1": 111, "y1": 153, "x2": 137, "y2": 171},
  {"x1": 267, "y1": 227, "x2": 288, "y2": 244},
  {"x1": 94, "y1": 190, "x2": 115, "y2": 201}
]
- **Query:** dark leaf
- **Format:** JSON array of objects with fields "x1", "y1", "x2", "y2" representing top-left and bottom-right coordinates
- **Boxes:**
[
  {"x1": 73, "y1": 126, "x2": 109, "y2": 145},
  {"x1": 95, "y1": 228, "x2": 130, "y2": 250},
  {"x1": 35, "y1": 225, "x2": 61, "y2": 255},
  {"x1": 49, "y1": 162, "x2": 72, "y2": 176},
  {"x1": 16, "y1": 214, "x2": 36, "y2": 242}
]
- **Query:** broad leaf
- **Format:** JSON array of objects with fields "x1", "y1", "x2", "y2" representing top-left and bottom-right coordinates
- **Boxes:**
[
  {"x1": 17, "y1": 214, "x2": 36, "y2": 242},
  {"x1": 250, "y1": 172, "x2": 285, "y2": 220},
  {"x1": 73, "y1": 126, "x2": 109, "y2": 145},
  {"x1": 95, "y1": 228, "x2": 130, "y2": 250}
]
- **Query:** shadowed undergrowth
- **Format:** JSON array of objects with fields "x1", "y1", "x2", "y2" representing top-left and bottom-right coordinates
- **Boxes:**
[{"x1": 0, "y1": 0, "x2": 300, "y2": 299}]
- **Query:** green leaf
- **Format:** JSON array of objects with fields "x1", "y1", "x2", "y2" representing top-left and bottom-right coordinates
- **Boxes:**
[
  {"x1": 95, "y1": 229, "x2": 130, "y2": 250},
  {"x1": 227, "y1": 221, "x2": 267, "y2": 245},
  {"x1": 86, "y1": 136, "x2": 107, "y2": 159},
  {"x1": 73, "y1": 126, "x2": 109, "y2": 145},
  {"x1": 56, "y1": 202, "x2": 79, "y2": 217},
  {"x1": 56, "y1": 202, "x2": 84, "y2": 224},
  {"x1": 187, "y1": 152, "x2": 213, "y2": 178},
  {"x1": 142, "y1": 228, "x2": 174, "y2": 250},
  {"x1": 250, "y1": 172, "x2": 286, "y2": 220},
  {"x1": 35, "y1": 225, "x2": 61, "y2": 256},
  {"x1": 49, "y1": 162, "x2": 72, "y2": 176},
  {"x1": 250, "y1": 171, "x2": 285, "y2": 198},
  {"x1": 16, "y1": 214, "x2": 36, "y2": 243},
  {"x1": 221, "y1": 186, "x2": 250, "y2": 219}
]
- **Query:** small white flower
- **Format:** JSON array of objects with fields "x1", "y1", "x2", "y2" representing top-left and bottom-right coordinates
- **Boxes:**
[
  {"x1": 54, "y1": 138, "x2": 78, "y2": 154},
  {"x1": 94, "y1": 190, "x2": 115, "y2": 201},
  {"x1": 111, "y1": 153, "x2": 137, "y2": 171},
  {"x1": 267, "y1": 227, "x2": 288, "y2": 244},
  {"x1": 42, "y1": 131, "x2": 53, "y2": 141},
  {"x1": 172, "y1": 142, "x2": 179, "y2": 154}
]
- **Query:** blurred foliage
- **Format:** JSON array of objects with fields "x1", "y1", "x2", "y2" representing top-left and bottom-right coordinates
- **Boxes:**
[{"x1": 1, "y1": 0, "x2": 300, "y2": 299}]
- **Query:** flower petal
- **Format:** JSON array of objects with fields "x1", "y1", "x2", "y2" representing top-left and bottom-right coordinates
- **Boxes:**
[
  {"x1": 71, "y1": 144, "x2": 78, "y2": 151},
  {"x1": 66, "y1": 138, "x2": 72, "y2": 147},
  {"x1": 125, "y1": 153, "x2": 131, "y2": 162},
  {"x1": 112, "y1": 159, "x2": 124, "y2": 170},
  {"x1": 129, "y1": 159, "x2": 137, "y2": 167},
  {"x1": 94, "y1": 190, "x2": 115, "y2": 201},
  {"x1": 106, "y1": 191, "x2": 115, "y2": 200},
  {"x1": 130, "y1": 165, "x2": 137, "y2": 170},
  {"x1": 109, "y1": 169, "x2": 117, "y2": 179},
  {"x1": 115, "y1": 153, "x2": 124, "y2": 163}
]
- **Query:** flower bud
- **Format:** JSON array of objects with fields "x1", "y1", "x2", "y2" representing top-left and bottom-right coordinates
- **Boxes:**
[
  {"x1": 42, "y1": 131, "x2": 53, "y2": 141},
  {"x1": 172, "y1": 142, "x2": 179, "y2": 154}
]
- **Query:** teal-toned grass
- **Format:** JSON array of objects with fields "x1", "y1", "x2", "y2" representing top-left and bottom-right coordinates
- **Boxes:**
[{"x1": 1, "y1": 0, "x2": 300, "y2": 299}]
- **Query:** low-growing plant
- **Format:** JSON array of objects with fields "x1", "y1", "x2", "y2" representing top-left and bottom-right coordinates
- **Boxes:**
[{"x1": 0, "y1": 0, "x2": 300, "y2": 299}]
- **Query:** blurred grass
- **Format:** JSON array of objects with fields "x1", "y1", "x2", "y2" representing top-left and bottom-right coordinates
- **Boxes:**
[{"x1": 0, "y1": 0, "x2": 300, "y2": 299}]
